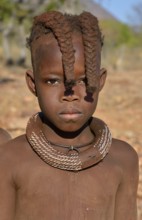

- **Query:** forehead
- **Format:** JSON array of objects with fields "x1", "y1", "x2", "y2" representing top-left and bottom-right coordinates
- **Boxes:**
[{"x1": 32, "y1": 33, "x2": 85, "y2": 70}]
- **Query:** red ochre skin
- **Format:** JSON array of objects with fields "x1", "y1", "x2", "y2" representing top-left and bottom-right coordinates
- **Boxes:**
[{"x1": 0, "y1": 24, "x2": 138, "y2": 220}]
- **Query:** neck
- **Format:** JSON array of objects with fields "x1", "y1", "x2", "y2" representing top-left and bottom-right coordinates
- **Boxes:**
[{"x1": 40, "y1": 113, "x2": 94, "y2": 145}]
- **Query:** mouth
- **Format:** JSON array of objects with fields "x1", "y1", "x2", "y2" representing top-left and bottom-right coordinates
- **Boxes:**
[{"x1": 58, "y1": 108, "x2": 83, "y2": 120}]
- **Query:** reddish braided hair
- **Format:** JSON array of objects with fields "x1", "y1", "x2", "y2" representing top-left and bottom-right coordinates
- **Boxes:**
[{"x1": 79, "y1": 11, "x2": 103, "y2": 93}]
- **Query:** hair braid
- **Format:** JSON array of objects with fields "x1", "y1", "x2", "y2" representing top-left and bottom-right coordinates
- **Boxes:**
[
  {"x1": 29, "y1": 11, "x2": 75, "y2": 86},
  {"x1": 79, "y1": 11, "x2": 102, "y2": 93}
]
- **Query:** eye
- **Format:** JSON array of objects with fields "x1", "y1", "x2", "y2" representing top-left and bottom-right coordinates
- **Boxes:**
[
  {"x1": 77, "y1": 77, "x2": 87, "y2": 85},
  {"x1": 45, "y1": 78, "x2": 61, "y2": 85}
]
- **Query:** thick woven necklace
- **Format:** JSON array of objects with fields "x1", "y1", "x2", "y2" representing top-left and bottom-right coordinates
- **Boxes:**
[{"x1": 26, "y1": 113, "x2": 112, "y2": 171}]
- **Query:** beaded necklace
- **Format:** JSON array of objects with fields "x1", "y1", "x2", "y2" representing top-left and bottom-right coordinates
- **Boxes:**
[{"x1": 26, "y1": 113, "x2": 112, "y2": 171}]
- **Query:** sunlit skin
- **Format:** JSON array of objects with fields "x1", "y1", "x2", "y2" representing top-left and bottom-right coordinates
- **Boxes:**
[{"x1": 0, "y1": 32, "x2": 138, "y2": 220}]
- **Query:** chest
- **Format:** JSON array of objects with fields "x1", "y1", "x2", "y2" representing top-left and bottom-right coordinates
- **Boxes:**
[{"x1": 15, "y1": 156, "x2": 121, "y2": 219}]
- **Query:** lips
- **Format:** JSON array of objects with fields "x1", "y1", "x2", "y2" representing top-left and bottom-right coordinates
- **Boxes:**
[{"x1": 58, "y1": 108, "x2": 83, "y2": 120}]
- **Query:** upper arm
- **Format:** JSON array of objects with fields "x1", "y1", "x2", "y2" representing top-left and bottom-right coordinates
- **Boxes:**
[
  {"x1": 0, "y1": 152, "x2": 16, "y2": 220},
  {"x1": 114, "y1": 141, "x2": 139, "y2": 220}
]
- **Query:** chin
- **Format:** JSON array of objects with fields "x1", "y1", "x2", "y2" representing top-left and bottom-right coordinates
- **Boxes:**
[
  {"x1": 56, "y1": 121, "x2": 87, "y2": 133},
  {"x1": 43, "y1": 115, "x2": 89, "y2": 133}
]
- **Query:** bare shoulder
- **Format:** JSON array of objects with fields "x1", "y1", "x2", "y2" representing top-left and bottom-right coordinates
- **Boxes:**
[
  {"x1": 0, "y1": 134, "x2": 27, "y2": 152},
  {"x1": 0, "y1": 134, "x2": 30, "y2": 169},
  {"x1": 110, "y1": 138, "x2": 139, "y2": 173},
  {"x1": 0, "y1": 128, "x2": 11, "y2": 145}
]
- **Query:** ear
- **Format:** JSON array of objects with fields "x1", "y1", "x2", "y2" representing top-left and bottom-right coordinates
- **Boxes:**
[
  {"x1": 25, "y1": 69, "x2": 37, "y2": 96},
  {"x1": 98, "y1": 68, "x2": 107, "y2": 92}
]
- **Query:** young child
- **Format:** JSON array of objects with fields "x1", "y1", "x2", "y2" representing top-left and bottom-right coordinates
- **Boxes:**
[
  {"x1": 0, "y1": 128, "x2": 11, "y2": 145},
  {"x1": 0, "y1": 11, "x2": 138, "y2": 220}
]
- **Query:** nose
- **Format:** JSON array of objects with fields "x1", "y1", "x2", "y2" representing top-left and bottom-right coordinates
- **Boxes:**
[{"x1": 61, "y1": 87, "x2": 80, "y2": 102}]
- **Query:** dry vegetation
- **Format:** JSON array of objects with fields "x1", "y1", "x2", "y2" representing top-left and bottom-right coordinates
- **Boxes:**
[{"x1": 0, "y1": 62, "x2": 142, "y2": 219}]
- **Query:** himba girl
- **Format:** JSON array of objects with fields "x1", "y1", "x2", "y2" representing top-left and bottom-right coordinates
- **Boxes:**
[{"x1": 0, "y1": 11, "x2": 138, "y2": 220}]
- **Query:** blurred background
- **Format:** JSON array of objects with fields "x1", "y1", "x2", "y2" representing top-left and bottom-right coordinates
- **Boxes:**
[{"x1": 0, "y1": 0, "x2": 142, "y2": 218}]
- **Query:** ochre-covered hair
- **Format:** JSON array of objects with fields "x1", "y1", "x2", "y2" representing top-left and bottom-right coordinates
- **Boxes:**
[{"x1": 27, "y1": 11, "x2": 103, "y2": 93}]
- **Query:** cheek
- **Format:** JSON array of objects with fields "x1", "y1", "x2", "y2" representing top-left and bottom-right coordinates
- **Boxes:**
[
  {"x1": 86, "y1": 101, "x2": 98, "y2": 115},
  {"x1": 84, "y1": 92, "x2": 99, "y2": 108},
  {"x1": 36, "y1": 85, "x2": 59, "y2": 110},
  {"x1": 88, "y1": 93, "x2": 99, "y2": 115}
]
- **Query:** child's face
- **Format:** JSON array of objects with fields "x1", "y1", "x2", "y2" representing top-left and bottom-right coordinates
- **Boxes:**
[{"x1": 26, "y1": 33, "x2": 106, "y2": 132}]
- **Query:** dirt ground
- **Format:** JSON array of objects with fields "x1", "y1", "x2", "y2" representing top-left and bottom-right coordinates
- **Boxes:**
[{"x1": 0, "y1": 63, "x2": 142, "y2": 219}]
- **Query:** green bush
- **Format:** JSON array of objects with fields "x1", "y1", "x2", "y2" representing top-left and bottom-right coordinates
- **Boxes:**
[{"x1": 100, "y1": 20, "x2": 142, "y2": 48}]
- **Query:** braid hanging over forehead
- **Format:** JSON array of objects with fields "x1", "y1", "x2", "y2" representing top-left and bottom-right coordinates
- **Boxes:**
[
  {"x1": 28, "y1": 11, "x2": 75, "y2": 87},
  {"x1": 79, "y1": 11, "x2": 103, "y2": 93},
  {"x1": 27, "y1": 11, "x2": 103, "y2": 93}
]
